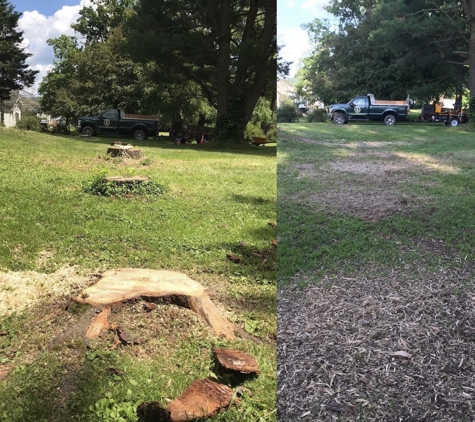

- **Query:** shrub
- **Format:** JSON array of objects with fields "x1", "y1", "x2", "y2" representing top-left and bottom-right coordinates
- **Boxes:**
[
  {"x1": 16, "y1": 115, "x2": 41, "y2": 131},
  {"x1": 277, "y1": 101, "x2": 299, "y2": 123},
  {"x1": 307, "y1": 108, "x2": 328, "y2": 123}
]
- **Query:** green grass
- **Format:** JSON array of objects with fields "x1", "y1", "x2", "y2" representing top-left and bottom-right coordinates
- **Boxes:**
[
  {"x1": 0, "y1": 127, "x2": 276, "y2": 421},
  {"x1": 278, "y1": 120, "x2": 475, "y2": 285}
]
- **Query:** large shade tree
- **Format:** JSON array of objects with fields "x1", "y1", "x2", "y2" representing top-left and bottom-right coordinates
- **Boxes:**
[
  {"x1": 0, "y1": 0, "x2": 38, "y2": 123},
  {"x1": 297, "y1": 0, "x2": 475, "y2": 105},
  {"x1": 40, "y1": 0, "x2": 217, "y2": 129},
  {"x1": 126, "y1": 0, "x2": 276, "y2": 143}
]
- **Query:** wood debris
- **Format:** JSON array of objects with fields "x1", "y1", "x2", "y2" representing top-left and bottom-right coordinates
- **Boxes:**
[
  {"x1": 166, "y1": 378, "x2": 235, "y2": 422},
  {"x1": 213, "y1": 348, "x2": 260, "y2": 374}
]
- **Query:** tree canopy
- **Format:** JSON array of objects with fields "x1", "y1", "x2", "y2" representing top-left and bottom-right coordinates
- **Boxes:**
[
  {"x1": 38, "y1": 0, "x2": 276, "y2": 143},
  {"x1": 126, "y1": 0, "x2": 276, "y2": 142},
  {"x1": 0, "y1": 0, "x2": 38, "y2": 122},
  {"x1": 297, "y1": 0, "x2": 475, "y2": 105}
]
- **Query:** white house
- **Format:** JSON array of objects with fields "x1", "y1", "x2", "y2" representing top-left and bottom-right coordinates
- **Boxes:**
[{"x1": 0, "y1": 92, "x2": 22, "y2": 127}]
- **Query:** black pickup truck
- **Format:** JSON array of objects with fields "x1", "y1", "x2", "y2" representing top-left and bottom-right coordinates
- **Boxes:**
[
  {"x1": 77, "y1": 108, "x2": 159, "y2": 140},
  {"x1": 327, "y1": 94, "x2": 411, "y2": 125}
]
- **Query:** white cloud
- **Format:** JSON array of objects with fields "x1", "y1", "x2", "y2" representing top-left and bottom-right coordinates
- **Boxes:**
[
  {"x1": 278, "y1": 27, "x2": 311, "y2": 78},
  {"x1": 18, "y1": 0, "x2": 93, "y2": 94}
]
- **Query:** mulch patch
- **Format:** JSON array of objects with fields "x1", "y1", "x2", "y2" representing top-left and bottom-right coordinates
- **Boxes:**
[{"x1": 278, "y1": 264, "x2": 475, "y2": 421}]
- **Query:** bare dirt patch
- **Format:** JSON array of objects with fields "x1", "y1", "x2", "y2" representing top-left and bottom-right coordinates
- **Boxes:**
[
  {"x1": 278, "y1": 263, "x2": 475, "y2": 421},
  {"x1": 292, "y1": 143, "x2": 442, "y2": 221}
]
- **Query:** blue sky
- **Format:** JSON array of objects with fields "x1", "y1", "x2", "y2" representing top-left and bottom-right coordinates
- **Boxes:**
[
  {"x1": 8, "y1": 0, "x2": 92, "y2": 93},
  {"x1": 10, "y1": 0, "x2": 80, "y2": 16},
  {"x1": 278, "y1": 0, "x2": 330, "y2": 77}
]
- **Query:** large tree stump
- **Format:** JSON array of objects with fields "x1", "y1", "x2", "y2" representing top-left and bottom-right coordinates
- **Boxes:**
[
  {"x1": 107, "y1": 145, "x2": 143, "y2": 159},
  {"x1": 75, "y1": 268, "x2": 237, "y2": 339}
]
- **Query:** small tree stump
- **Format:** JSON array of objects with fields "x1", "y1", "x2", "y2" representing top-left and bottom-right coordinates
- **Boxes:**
[
  {"x1": 107, "y1": 145, "x2": 143, "y2": 159},
  {"x1": 104, "y1": 176, "x2": 150, "y2": 185}
]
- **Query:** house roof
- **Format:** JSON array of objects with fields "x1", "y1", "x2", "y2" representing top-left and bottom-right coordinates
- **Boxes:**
[{"x1": 1, "y1": 91, "x2": 40, "y2": 112}]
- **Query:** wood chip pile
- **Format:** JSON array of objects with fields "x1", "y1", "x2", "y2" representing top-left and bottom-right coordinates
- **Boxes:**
[{"x1": 278, "y1": 264, "x2": 475, "y2": 421}]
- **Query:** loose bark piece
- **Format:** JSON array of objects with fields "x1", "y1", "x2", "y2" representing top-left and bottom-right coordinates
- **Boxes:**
[
  {"x1": 75, "y1": 268, "x2": 236, "y2": 339},
  {"x1": 166, "y1": 378, "x2": 235, "y2": 422},
  {"x1": 213, "y1": 348, "x2": 260, "y2": 374},
  {"x1": 85, "y1": 306, "x2": 111, "y2": 339}
]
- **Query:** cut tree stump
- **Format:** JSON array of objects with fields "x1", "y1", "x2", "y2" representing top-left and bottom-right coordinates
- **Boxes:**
[
  {"x1": 104, "y1": 176, "x2": 150, "y2": 185},
  {"x1": 166, "y1": 378, "x2": 236, "y2": 422},
  {"x1": 107, "y1": 145, "x2": 143, "y2": 159},
  {"x1": 213, "y1": 348, "x2": 260, "y2": 374},
  {"x1": 75, "y1": 268, "x2": 237, "y2": 339}
]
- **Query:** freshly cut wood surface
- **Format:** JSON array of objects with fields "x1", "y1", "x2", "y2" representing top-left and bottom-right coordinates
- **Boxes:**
[
  {"x1": 104, "y1": 176, "x2": 150, "y2": 184},
  {"x1": 76, "y1": 269, "x2": 205, "y2": 304},
  {"x1": 75, "y1": 268, "x2": 236, "y2": 339}
]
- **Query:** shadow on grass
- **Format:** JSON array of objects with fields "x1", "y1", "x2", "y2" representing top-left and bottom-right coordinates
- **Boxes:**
[{"x1": 52, "y1": 133, "x2": 276, "y2": 157}]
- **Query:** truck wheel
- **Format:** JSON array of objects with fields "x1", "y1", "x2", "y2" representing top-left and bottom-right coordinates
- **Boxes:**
[
  {"x1": 383, "y1": 114, "x2": 396, "y2": 125},
  {"x1": 133, "y1": 129, "x2": 146, "y2": 140},
  {"x1": 449, "y1": 118, "x2": 459, "y2": 127},
  {"x1": 81, "y1": 125, "x2": 94, "y2": 136},
  {"x1": 333, "y1": 112, "x2": 346, "y2": 125}
]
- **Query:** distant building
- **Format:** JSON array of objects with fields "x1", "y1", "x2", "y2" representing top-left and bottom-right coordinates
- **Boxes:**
[
  {"x1": 0, "y1": 91, "x2": 41, "y2": 127},
  {"x1": 0, "y1": 93, "x2": 22, "y2": 127}
]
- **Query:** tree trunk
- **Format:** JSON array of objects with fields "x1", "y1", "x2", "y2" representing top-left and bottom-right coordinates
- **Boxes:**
[{"x1": 463, "y1": 0, "x2": 475, "y2": 97}]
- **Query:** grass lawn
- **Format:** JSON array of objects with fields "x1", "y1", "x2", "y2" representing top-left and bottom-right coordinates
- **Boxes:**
[
  {"x1": 277, "y1": 120, "x2": 475, "y2": 421},
  {"x1": 0, "y1": 127, "x2": 276, "y2": 421}
]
